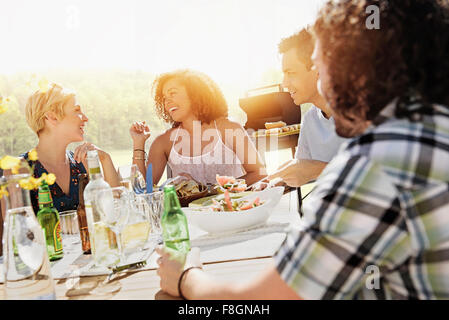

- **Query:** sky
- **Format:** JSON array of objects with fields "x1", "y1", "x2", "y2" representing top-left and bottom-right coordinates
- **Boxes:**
[{"x1": 0, "y1": 0, "x2": 325, "y2": 88}]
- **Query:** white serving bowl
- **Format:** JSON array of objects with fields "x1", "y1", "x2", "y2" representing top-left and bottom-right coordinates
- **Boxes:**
[{"x1": 183, "y1": 186, "x2": 284, "y2": 234}]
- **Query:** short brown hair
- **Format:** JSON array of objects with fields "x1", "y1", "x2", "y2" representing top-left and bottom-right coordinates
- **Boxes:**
[
  {"x1": 313, "y1": 0, "x2": 449, "y2": 124},
  {"x1": 152, "y1": 69, "x2": 228, "y2": 125},
  {"x1": 278, "y1": 28, "x2": 315, "y2": 71}
]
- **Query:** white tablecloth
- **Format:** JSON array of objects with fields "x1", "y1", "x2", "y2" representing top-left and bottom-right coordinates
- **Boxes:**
[{"x1": 1, "y1": 193, "x2": 304, "y2": 282}]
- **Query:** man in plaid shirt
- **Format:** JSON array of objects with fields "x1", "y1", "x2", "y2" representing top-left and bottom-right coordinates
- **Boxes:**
[
  {"x1": 275, "y1": 99, "x2": 449, "y2": 299},
  {"x1": 156, "y1": 0, "x2": 449, "y2": 299}
]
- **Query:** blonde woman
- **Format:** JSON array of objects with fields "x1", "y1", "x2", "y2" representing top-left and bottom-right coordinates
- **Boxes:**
[{"x1": 21, "y1": 83, "x2": 119, "y2": 214}]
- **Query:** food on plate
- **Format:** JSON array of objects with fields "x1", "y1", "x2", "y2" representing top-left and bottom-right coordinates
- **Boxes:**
[
  {"x1": 174, "y1": 179, "x2": 203, "y2": 197},
  {"x1": 266, "y1": 128, "x2": 282, "y2": 135},
  {"x1": 189, "y1": 191, "x2": 253, "y2": 207},
  {"x1": 216, "y1": 174, "x2": 247, "y2": 192},
  {"x1": 208, "y1": 190, "x2": 264, "y2": 212},
  {"x1": 252, "y1": 123, "x2": 300, "y2": 138},
  {"x1": 265, "y1": 121, "x2": 286, "y2": 129}
]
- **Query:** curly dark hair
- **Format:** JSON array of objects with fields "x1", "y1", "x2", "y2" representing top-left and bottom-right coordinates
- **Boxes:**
[
  {"x1": 151, "y1": 69, "x2": 228, "y2": 125},
  {"x1": 313, "y1": 0, "x2": 449, "y2": 129}
]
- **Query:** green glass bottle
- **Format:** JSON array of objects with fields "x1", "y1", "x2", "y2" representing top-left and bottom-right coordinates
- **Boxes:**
[
  {"x1": 161, "y1": 185, "x2": 191, "y2": 253},
  {"x1": 37, "y1": 181, "x2": 64, "y2": 261}
]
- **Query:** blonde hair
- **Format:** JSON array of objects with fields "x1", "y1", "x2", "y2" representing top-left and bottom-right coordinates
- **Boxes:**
[{"x1": 25, "y1": 83, "x2": 75, "y2": 135}]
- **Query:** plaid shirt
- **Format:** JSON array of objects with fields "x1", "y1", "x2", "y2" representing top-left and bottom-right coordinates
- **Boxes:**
[{"x1": 275, "y1": 101, "x2": 449, "y2": 299}]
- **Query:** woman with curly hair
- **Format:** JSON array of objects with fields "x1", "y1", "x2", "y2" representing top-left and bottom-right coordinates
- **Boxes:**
[
  {"x1": 156, "y1": 0, "x2": 449, "y2": 300},
  {"x1": 130, "y1": 69, "x2": 266, "y2": 185}
]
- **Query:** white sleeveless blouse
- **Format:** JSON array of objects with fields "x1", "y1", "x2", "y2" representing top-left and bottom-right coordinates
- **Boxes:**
[{"x1": 167, "y1": 121, "x2": 246, "y2": 184}]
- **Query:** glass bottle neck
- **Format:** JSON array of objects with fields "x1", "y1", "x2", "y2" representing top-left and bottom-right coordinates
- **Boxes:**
[
  {"x1": 87, "y1": 157, "x2": 103, "y2": 180},
  {"x1": 38, "y1": 188, "x2": 54, "y2": 209},
  {"x1": 164, "y1": 191, "x2": 181, "y2": 212}
]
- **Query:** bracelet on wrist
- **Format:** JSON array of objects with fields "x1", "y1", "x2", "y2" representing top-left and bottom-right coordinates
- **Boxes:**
[
  {"x1": 178, "y1": 266, "x2": 202, "y2": 300},
  {"x1": 133, "y1": 149, "x2": 146, "y2": 154},
  {"x1": 133, "y1": 157, "x2": 146, "y2": 161}
]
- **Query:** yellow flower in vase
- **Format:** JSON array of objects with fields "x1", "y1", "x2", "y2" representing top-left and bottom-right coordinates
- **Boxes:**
[
  {"x1": 18, "y1": 178, "x2": 34, "y2": 190},
  {"x1": 0, "y1": 156, "x2": 21, "y2": 173},
  {"x1": 28, "y1": 148, "x2": 38, "y2": 161},
  {"x1": 44, "y1": 173, "x2": 56, "y2": 185}
]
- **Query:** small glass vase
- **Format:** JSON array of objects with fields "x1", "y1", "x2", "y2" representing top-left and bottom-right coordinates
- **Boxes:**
[{"x1": 1, "y1": 174, "x2": 56, "y2": 300}]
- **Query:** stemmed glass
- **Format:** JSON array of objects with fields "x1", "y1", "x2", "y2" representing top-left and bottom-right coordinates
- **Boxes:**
[
  {"x1": 90, "y1": 186, "x2": 131, "y2": 295},
  {"x1": 95, "y1": 186, "x2": 131, "y2": 266}
]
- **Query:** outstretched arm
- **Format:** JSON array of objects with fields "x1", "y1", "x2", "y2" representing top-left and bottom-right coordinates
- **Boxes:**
[
  {"x1": 268, "y1": 159, "x2": 327, "y2": 187},
  {"x1": 218, "y1": 119, "x2": 267, "y2": 185},
  {"x1": 156, "y1": 247, "x2": 301, "y2": 300}
]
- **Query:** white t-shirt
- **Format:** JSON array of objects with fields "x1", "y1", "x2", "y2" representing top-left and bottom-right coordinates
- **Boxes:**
[{"x1": 295, "y1": 105, "x2": 349, "y2": 162}]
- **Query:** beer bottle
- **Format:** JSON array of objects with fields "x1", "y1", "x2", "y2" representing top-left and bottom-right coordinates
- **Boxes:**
[
  {"x1": 161, "y1": 185, "x2": 191, "y2": 253},
  {"x1": 37, "y1": 180, "x2": 64, "y2": 261},
  {"x1": 77, "y1": 173, "x2": 91, "y2": 254}
]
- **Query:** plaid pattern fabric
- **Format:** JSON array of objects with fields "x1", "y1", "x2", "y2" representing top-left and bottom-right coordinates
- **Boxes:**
[{"x1": 275, "y1": 102, "x2": 449, "y2": 299}]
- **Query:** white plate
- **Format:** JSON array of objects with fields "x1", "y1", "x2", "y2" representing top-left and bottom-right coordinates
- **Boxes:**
[{"x1": 183, "y1": 186, "x2": 284, "y2": 234}]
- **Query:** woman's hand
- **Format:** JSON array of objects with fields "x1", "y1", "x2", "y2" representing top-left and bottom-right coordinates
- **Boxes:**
[
  {"x1": 156, "y1": 246, "x2": 202, "y2": 298},
  {"x1": 130, "y1": 121, "x2": 151, "y2": 146},
  {"x1": 73, "y1": 142, "x2": 110, "y2": 164}
]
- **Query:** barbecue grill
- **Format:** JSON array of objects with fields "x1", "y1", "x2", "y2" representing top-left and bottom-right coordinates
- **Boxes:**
[
  {"x1": 239, "y1": 84, "x2": 301, "y2": 160},
  {"x1": 239, "y1": 84, "x2": 303, "y2": 216},
  {"x1": 239, "y1": 84, "x2": 300, "y2": 131}
]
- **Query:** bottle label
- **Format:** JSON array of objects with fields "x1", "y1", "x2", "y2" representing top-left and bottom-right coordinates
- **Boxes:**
[
  {"x1": 39, "y1": 190, "x2": 53, "y2": 206},
  {"x1": 89, "y1": 167, "x2": 101, "y2": 175},
  {"x1": 53, "y1": 220, "x2": 63, "y2": 252}
]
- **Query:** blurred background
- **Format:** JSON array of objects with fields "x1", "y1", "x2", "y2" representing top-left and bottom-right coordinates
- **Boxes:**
[{"x1": 0, "y1": 0, "x2": 324, "y2": 174}]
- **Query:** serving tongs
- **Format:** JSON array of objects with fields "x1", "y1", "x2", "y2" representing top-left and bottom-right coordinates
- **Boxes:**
[{"x1": 245, "y1": 176, "x2": 283, "y2": 191}]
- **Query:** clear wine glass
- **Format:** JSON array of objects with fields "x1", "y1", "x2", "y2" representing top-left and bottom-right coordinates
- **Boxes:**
[
  {"x1": 95, "y1": 186, "x2": 131, "y2": 266},
  {"x1": 90, "y1": 187, "x2": 131, "y2": 295}
]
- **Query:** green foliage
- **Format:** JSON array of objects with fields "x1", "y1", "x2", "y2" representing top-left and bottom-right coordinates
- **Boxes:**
[
  {"x1": 0, "y1": 70, "x2": 167, "y2": 157},
  {"x1": 0, "y1": 69, "x2": 279, "y2": 160}
]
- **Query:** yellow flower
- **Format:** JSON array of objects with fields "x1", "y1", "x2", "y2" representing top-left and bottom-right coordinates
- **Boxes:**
[
  {"x1": 0, "y1": 104, "x2": 6, "y2": 115},
  {"x1": 0, "y1": 155, "x2": 21, "y2": 171},
  {"x1": 0, "y1": 185, "x2": 8, "y2": 199},
  {"x1": 32, "y1": 177, "x2": 44, "y2": 189},
  {"x1": 44, "y1": 173, "x2": 56, "y2": 185},
  {"x1": 19, "y1": 178, "x2": 34, "y2": 190},
  {"x1": 28, "y1": 148, "x2": 38, "y2": 161}
]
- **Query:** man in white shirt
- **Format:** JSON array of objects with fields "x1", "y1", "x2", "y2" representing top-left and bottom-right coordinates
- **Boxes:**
[{"x1": 268, "y1": 28, "x2": 348, "y2": 187}]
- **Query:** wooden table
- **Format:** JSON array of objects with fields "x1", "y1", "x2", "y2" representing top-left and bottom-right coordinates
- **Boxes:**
[{"x1": 0, "y1": 192, "x2": 301, "y2": 300}]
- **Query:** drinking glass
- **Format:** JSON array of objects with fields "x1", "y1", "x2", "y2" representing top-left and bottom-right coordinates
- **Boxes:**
[
  {"x1": 95, "y1": 187, "x2": 131, "y2": 266},
  {"x1": 59, "y1": 210, "x2": 80, "y2": 254},
  {"x1": 118, "y1": 164, "x2": 146, "y2": 194},
  {"x1": 122, "y1": 196, "x2": 152, "y2": 255},
  {"x1": 136, "y1": 191, "x2": 164, "y2": 245}
]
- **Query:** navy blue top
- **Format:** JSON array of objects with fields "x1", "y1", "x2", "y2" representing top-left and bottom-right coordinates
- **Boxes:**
[{"x1": 21, "y1": 151, "x2": 87, "y2": 214}]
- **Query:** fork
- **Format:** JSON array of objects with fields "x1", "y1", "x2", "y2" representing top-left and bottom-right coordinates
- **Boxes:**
[{"x1": 108, "y1": 260, "x2": 148, "y2": 281}]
